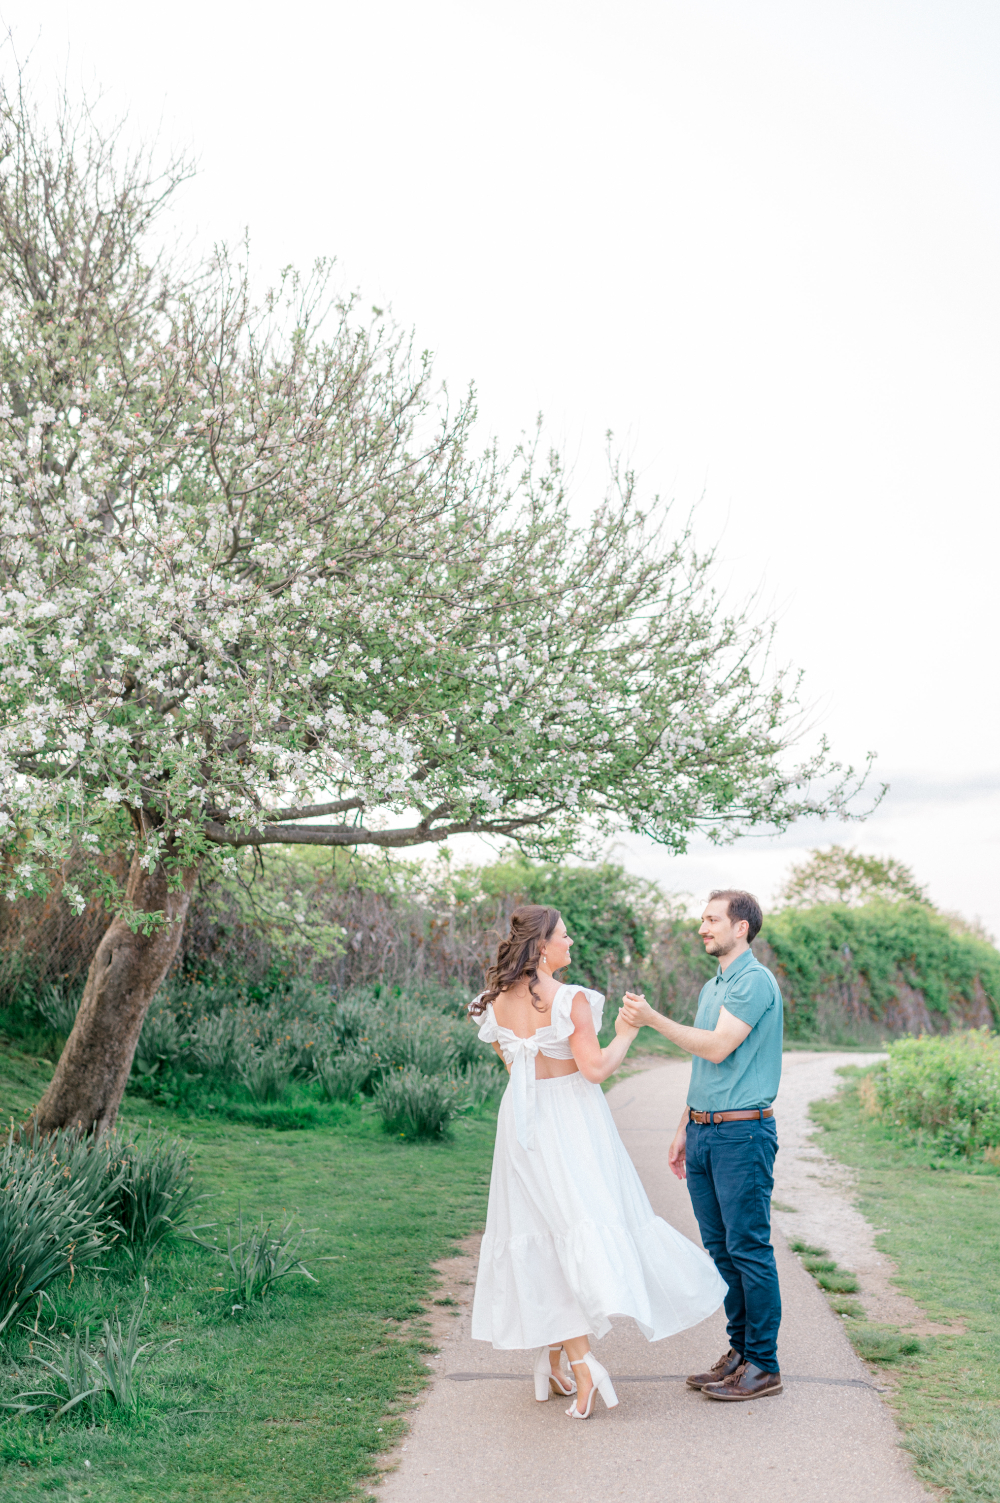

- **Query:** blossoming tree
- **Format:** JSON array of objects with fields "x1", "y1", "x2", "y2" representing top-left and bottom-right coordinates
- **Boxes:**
[{"x1": 0, "y1": 85, "x2": 872, "y2": 1132}]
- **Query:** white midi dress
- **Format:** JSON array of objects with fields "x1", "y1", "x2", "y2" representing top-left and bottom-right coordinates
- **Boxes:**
[{"x1": 471, "y1": 984, "x2": 726, "y2": 1350}]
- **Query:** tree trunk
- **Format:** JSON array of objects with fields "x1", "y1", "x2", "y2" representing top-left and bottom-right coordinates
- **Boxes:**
[{"x1": 32, "y1": 850, "x2": 200, "y2": 1136}]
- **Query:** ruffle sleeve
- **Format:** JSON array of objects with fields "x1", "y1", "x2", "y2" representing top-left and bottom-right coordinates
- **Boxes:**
[
  {"x1": 550, "y1": 984, "x2": 606, "y2": 1041},
  {"x1": 471, "y1": 998, "x2": 501, "y2": 1044}
]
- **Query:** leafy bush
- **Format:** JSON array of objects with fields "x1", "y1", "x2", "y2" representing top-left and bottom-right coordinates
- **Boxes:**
[
  {"x1": 480, "y1": 856, "x2": 650, "y2": 992},
  {"x1": 873, "y1": 1030, "x2": 1000, "y2": 1155},
  {"x1": 373, "y1": 1066, "x2": 467, "y2": 1140},
  {"x1": 0, "y1": 1130, "x2": 123, "y2": 1337},
  {"x1": 762, "y1": 901, "x2": 1000, "y2": 1038},
  {"x1": 449, "y1": 1059, "x2": 505, "y2": 1107},
  {"x1": 133, "y1": 1005, "x2": 186, "y2": 1075},
  {"x1": 185, "y1": 1007, "x2": 249, "y2": 1077},
  {"x1": 110, "y1": 1131, "x2": 201, "y2": 1268}
]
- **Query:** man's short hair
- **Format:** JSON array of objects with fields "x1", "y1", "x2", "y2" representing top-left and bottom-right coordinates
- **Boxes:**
[{"x1": 708, "y1": 889, "x2": 763, "y2": 943}]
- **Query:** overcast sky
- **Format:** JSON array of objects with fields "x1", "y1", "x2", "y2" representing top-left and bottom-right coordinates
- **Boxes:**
[{"x1": 14, "y1": 0, "x2": 1000, "y2": 933}]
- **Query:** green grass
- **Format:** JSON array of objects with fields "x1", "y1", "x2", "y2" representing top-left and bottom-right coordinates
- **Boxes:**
[
  {"x1": 811, "y1": 1068, "x2": 1000, "y2": 1503},
  {"x1": 0, "y1": 1039, "x2": 497, "y2": 1502}
]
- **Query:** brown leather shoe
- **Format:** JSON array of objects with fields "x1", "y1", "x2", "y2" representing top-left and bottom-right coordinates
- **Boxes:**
[
  {"x1": 686, "y1": 1348, "x2": 743, "y2": 1390},
  {"x1": 701, "y1": 1361, "x2": 783, "y2": 1401}
]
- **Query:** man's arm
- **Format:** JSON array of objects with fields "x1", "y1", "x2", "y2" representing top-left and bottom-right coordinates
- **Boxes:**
[{"x1": 620, "y1": 992, "x2": 751, "y2": 1063}]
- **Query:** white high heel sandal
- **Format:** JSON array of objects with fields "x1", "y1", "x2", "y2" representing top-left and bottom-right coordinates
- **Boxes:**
[
  {"x1": 533, "y1": 1346, "x2": 577, "y2": 1401},
  {"x1": 565, "y1": 1354, "x2": 619, "y2": 1418}
]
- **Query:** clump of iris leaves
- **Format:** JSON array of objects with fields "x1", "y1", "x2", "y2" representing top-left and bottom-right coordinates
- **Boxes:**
[{"x1": 0, "y1": 1122, "x2": 313, "y2": 1431}]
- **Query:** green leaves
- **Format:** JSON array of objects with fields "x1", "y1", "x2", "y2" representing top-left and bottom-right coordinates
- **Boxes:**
[
  {"x1": 763, "y1": 900, "x2": 1000, "y2": 1038},
  {"x1": 192, "y1": 1208, "x2": 317, "y2": 1308},
  {"x1": 4, "y1": 1294, "x2": 175, "y2": 1417}
]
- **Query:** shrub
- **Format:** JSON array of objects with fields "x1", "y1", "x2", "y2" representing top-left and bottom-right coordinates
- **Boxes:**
[
  {"x1": 185, "y1": 1007, "x2": 250, "y2": 1077},
  {"x1": 874, "y1": 1030, "x2": 1000, "y2": 1155},
  {"x1": 110, "y1": 1131, "x2": 201, "y2": 1268},
  {"x1": 238, "y1": 1040, "x2": 294, "y2": 1104},
  {"x1": 373, "y1": 1066, "x2": 466, "y2": 1140},
  {"x1": 448, "y1": 1059, "x2": 505, "y2": 1107},
  {"x1": 133, "y1": 1006, "x2": 185, "y2": 1076},
  {"x1": 0, "y1": 1129, "x2": 123, "y2": 1337},
  {"x1": 312, "y1": 1045, "x2": 376, "y2": 1102}
]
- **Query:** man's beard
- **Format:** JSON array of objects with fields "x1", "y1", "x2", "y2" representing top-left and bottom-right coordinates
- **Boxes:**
[{"x1": 704, "y1": 935, "x2": 737, "y2": 957}]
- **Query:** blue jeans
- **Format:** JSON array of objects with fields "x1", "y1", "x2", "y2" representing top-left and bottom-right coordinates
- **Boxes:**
[{"x1": 685, "y1": 1117, "x2": 781, "y2": 1371}]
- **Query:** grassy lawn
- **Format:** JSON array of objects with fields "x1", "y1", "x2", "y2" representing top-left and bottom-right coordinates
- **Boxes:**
[
  {"x1": 812, "y1": 1068, "x2": 1000, "y2": 1503},
  {"x1": 0, "y1": 1041, "x2": 497, "y2": 1502}
]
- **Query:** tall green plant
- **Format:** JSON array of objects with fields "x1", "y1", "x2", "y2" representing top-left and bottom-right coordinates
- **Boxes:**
[
  {"x1": 111, "y1": 1131, "x2": 202, "y2": 1268},
  {"x1": 0, "y1": 1130, "x2": 123, "y2": 1336}
]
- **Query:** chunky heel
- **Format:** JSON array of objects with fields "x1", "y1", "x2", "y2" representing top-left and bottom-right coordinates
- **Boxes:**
[
  {"x1": 533, "y1": 1348, "x2": 551, "y2": 1401},
  {"x1": 566, "y1": 1354, "x2": 618, "y2": 1418}
]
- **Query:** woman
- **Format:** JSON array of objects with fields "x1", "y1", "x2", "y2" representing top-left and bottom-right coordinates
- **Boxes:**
[{"x1": 470, "y1": 905, "x2": 726, "y2": 1419}]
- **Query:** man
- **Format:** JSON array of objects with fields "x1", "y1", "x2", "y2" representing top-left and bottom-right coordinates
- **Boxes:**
[{"x1": 621, "y1": 888, "x2": 783, "y2": 1401}]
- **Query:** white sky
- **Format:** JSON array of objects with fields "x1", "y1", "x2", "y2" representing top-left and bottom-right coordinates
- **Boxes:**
[{"x1": 13, "y1": 0, "x2": 1000, "y2": 933}]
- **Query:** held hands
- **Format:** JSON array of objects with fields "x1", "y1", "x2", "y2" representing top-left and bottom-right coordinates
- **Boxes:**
[
  {"x1": 620, "y1": 991, "x2": 658, "y2": 1030},
  {"x1": 614, "y1": 1005, "x2": 640, "y2": 1040}
]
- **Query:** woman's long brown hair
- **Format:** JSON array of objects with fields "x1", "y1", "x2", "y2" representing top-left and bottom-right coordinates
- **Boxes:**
[{"x1": 469, "y1": 905, "x2": 562, "y2": 1016}]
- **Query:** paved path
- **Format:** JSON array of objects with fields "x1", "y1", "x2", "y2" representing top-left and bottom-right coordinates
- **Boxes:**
[{"x1": 377, "y1": 1056, "x2": 928, "y2": 1502}]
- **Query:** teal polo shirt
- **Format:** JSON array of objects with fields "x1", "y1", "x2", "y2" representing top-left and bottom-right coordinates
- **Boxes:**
[{"x1": 687, "y1": 949, "x2": 784, "y2": 1112}]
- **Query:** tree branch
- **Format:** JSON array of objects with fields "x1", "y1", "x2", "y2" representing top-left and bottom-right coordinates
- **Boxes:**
[
  {"x1": 261, "y1": 798, "x2": 364, "y2": 823},
  {"x1": 202, "y1": 813, "x2": 547, "y2": 850}
]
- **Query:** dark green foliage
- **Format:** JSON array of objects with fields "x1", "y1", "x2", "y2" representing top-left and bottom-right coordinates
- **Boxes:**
[
  {"x1": 762, "y1": 900, "x2": 1000, "y2": 1038},
  {"x1": 6, "y1": 1296, "x2": 173, "y2": 1417},
  {"x1": 0, "y1": 1040, "x2": 499, "y2": 1502},
  {"x1": 193, "y1": 1208, "x2": 317, "y2": 1307}
]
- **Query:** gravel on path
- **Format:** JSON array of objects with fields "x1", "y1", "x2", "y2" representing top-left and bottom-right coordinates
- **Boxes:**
[{"x1": 375, "y1": 1055, "x2": 930, "y2": 1503}]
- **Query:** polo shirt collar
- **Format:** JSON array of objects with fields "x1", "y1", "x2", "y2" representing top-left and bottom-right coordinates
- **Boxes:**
[{"x1": 715, "y1": 948, "x2": 755, "y2": 982}]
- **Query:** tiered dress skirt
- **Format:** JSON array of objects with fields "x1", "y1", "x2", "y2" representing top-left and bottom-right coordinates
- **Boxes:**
[{"x1": 472, "y1": 1071, "x2": 727, "y2": 1350}]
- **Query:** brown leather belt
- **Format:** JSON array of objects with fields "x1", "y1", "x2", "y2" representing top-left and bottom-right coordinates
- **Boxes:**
[{"x1": 688, "y1": 1107, "x2": 774, "y2": 1125}]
